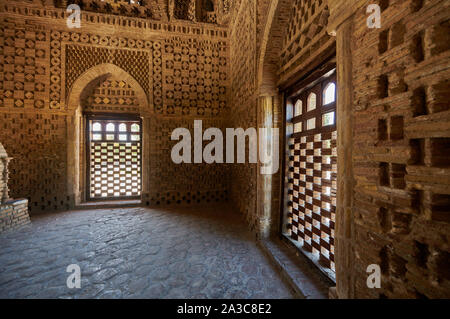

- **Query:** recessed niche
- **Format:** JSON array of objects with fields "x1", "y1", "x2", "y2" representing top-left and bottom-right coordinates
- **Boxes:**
[
  {"x1": 434, "y1": 250, "x2": 450, "y2": 281},
  {"x1": 389, "y1": 252, "x2": 407, "y2": 276},
  {"x1": 392, "y1": 212, "x2": 412, "y2": 235},
  {"x1": 430, "y1": 138, "x2": 450, "y2": 167},
  {"x1": 411, "y1": 86, "x2": 428, "y2": 117},
  {"x1": 378, "y1": 207, "x2": 391, "y2": 233},
  {"x1": 429, "y1": 80, "x2": 450, "y2": 114},
  {"x1": 390, "y1": 116, "x2": 404, "y2": 140},
  {"x1": 411, "y1": 32, "x2": 425, "y2": 63},
  {"x1": 379, "y1": 162, "x2": 389, "y2": 186},
  {"x1": 390, "y1": 163, "x2": 406, "y2": 189},
  {"x1": 379, "y1": 30, "x2": 389, "y2": 54},
  {"x1": 414, "y1": 241, "x2": 429, "y2": 268},
  {"x1": 430, "y1": 193, "x2": 450, "y2": 223},
  {"x1": 379, "y1": 0, "x2": 390, "y2": 12},
  {"x1": 410, "y1": 0, "x2": 424, "y2": 13},
  {"x1": 409, "y1": 139, "x2": 424, "y2": 165},
  {"x1": 410, "y1": 189, "x2": 423, "y2": 213},
  {"x1": 379, "y1": 246, "x2": 389, "y2": 274},
  {"x1": 428, "y1": 21, "x2": 450, "y2": 57},
  {"x1": 390, "y1": 21, "x2": 406, "y2": 48},
  {"x1": 377, "y1": 75, "x2": 389, "y2": 99},
  {"x1": 378, "y1": 118, "x2": 388, "y2": 141}
]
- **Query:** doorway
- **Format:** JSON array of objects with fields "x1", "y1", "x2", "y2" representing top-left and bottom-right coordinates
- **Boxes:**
[{"x1": 86, "y1": 114, "x2": 142, "y2": 201}]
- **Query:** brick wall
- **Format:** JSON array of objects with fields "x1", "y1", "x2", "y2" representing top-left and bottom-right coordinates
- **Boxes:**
[
  {"x1": 228, "y1": 0, "x2": 259, "y2": 232},
  {"x1": 250, "y1": 0, "x2": 450, "y2": 298},
  {"x1": 350, "y1": 0, "x2": 450, "y2": 298},
  {"x1": 0, "y1": 0, "x2": 231, "y2": 213},
  {"x1": 0, "y1": 199, "x2": 30, "y2": 233}
]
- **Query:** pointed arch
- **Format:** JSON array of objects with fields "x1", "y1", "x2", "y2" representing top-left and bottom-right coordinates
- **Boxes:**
[
  {"x1": 66, "y1": 63, "x2": 150, "y2": 207},
  {"x1": 66, "y1": 63, "x2": 149, "y2": 113}
]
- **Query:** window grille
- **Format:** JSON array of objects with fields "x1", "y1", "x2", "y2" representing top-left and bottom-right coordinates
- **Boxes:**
[
  {"x1": 284, "y1": 72, "x2": 337, "y2": 272},
  {"x1": 87, "y1": 117, "x2": 142, "y2": 200}
]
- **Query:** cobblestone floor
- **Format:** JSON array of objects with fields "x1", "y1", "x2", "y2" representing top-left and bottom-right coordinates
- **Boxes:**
[{"x1": 0, "y1": 205, "x2": 295, "y2": 299}]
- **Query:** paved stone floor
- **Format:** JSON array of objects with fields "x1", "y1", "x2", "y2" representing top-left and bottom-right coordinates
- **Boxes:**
[{"x1": 0, "y1": 205, "x2": 295, "y2": 299}]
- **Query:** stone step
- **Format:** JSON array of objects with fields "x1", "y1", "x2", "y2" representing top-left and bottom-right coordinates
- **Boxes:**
[
  {"x1": 75, "y1": 200, "x2": 142, "y2": 210},
  {"x1": 259, "y1": 238, "x2": 334, "y2": 299}
]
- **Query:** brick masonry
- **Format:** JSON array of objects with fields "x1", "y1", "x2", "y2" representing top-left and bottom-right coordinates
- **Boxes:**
[
  {"x1": 230, "y1": 0, "x2": 450, "y2": 298},
  {"x1": 0, "y1": 0, "x2": 448, "y2": 299},
  {"x1": 349, "y1": 0, "x2": 450, "y2": 299},
  {"x1": 0, "y1": 0, "x2": 232, "y2": 213},
  {"x1": 0, "y1": 199, "x2": 30, "y2": 233}
]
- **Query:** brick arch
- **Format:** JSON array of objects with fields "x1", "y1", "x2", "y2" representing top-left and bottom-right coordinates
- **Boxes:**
[
  {"x1": 67, "y1": 63, "x2": 149, "y2": 113},
  {"x1": 257, "y1": 0, "x2": 331, "y2": 93},
  {"x1": 256, "y1": 0, "x2": 293, "y2": 94},
  {"x1": 66, "y1": 64, "x2": 150, "y2": 207}
]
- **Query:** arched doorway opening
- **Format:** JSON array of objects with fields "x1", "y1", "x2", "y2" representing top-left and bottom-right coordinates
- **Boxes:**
[{"x1": 66, "y1": 64, "x2": 150, "y2": 206}]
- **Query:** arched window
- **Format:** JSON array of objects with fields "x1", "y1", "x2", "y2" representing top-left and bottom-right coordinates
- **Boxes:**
[
  {"x1": 119, "y1": 123, "x2": 127, "y2": 132},
  {"x1": 131, "y1": 124, "x2": 140, "y2": 132},
  {"x1": 307, "y1": 93, "x2": 317, "y2": 112},
  {"x1": 323, "y1": 83, "x2": 336, "y2": 105},
  {"x1": 106, "y1": 123, "x2": 115, "y2": 132},
  {"x1": 294, "y1": 99, "x2": 303, "y2": 117},
  {"x1": 92, "y1": 122, "x2": 102, "y2": 131}
]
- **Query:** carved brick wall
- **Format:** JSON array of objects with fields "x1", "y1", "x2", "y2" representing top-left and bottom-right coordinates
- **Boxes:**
[
  {"x1": 147, "y1": 117, "x2": 229, "y2": 206},
  {"x1": 350, "y1": 0, "x2": 450, "y2": 298},
  {"x1": 82, "y1": 76, "x2": 140, "y2": 113},
  {"x1": 161, "y1": 37, "x2": 228, "y2": 116},
  {"x1": 0, "y1": 1, "x2": 230, "y2": 213},
  {"x1": 0, "y1": 112, "x2": 70, "y2": 212},
  {"x1": 59, "y1": 0, "x2": 162, "y2": 20},
  {"x1": 279, "y1": 0, "x2": 332, "y2": 85},
  {"x1": 228, "y1": 0, "x2": 258, "y2": 231}
]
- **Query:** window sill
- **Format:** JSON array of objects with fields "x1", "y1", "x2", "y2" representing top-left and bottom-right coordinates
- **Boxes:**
[
  {"x1": 281, "y1": 233, "x2": 336, "y2": 283},
  {"x1": 259, "y1": 237, "x2": 334, "y2": 299}
]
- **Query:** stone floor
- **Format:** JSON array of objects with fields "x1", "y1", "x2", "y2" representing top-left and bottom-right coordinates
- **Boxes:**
[{"x1": 0, "y1": 205, "x2": 295, "y2": 299}]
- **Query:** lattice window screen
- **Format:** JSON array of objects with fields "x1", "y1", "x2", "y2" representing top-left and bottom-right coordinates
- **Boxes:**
[
  {"x1": 88, "y1": 118, "x2": 142, "y2": 200},
  {"x1": 285, "y1": 73, "x2": 337, "y2": 272}
]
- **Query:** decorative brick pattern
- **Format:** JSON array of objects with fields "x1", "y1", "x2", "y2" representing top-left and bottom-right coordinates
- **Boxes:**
[
  {"x1": 161, "y1": 37, "x2": 228, "y2": 116},
  {"x1": 147, "y1": 116, "x2": 229, "y2": 207},
  {"x1": 65, "y1": 42, "x2": 151, "y2": 100},
  {"x1": 0, "y1": 20, "x2": 49, "y2": 110},
  {"x1": 0, "y1": 2, "x2": 230, "y2": 214},
  {"x1": 0, "y1": 112, "x2": 71, "y2": 213},
  {"x1": 350, "y1": 0, "x2": 450, "y2": 298},
  {"x1": 228, "y1": 0, "x2": 258, "y2": 231},
  {"x1": 279, "y1": 0, "x2": 331, "y2": 83},
  {"x1": 83, "y1": 76, "x2": 140, "y2": 113}
]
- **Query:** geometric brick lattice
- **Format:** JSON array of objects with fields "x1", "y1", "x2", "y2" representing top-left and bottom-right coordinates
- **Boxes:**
[
  {"x1": 88, "y1": 118, "x2": 141, "y2": 200},
  {"x1": 83, "y1": 75, "x2": 140, "y2": 114},
  {"x1": 285, "y1": 73, "x2": 337, "y2": 272},
  {"x1": 287, "y1": 131, "x2": 337, "y2": 271}
]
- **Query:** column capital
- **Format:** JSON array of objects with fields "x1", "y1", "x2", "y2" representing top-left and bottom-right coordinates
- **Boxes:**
[{"x1": 327, "y1": 0, "x2": 366, "y2": 36}]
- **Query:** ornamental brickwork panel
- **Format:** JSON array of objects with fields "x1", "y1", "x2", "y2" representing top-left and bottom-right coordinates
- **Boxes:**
[
  {"x1": 0, "y1": 2, "x2": 230, "y2": 214},
  {"x1": 0, "y1": 20, "x2": 50, "y2": 110},
  {"x1": 350, "y1": 0, "x2": 450, "y2": 299},
  {"x1": 229, "y1": 0, "x2": 258, "y2": 229},
  {"x1": 83, "y1": 76, "x2": 140, "y2": 113}
]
